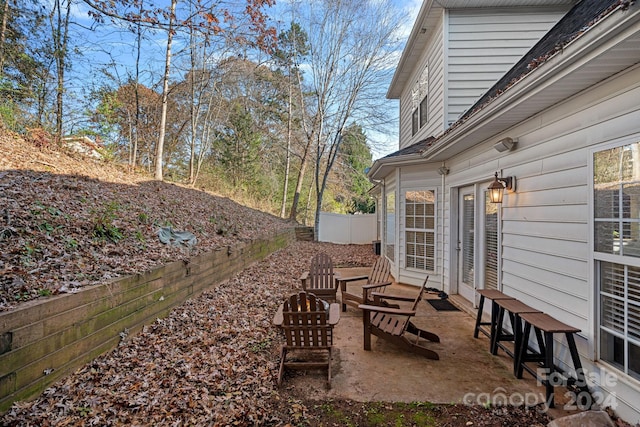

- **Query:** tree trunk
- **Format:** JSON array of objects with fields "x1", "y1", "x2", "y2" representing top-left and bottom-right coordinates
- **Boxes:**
[
  {"x1": 289, "y1": 68, "x2": 313, "y2": 221},
  {"x1": 304, "y1": 172, "x2": 314, "y2": 226},
  {"x1": 314, "y1": 131, "x2": 342, "y2": 241},
  {"x1": 188, "y1": 29, "x2": 197, "y2": 184},
  {"x1": 290, "y1": 138, "x2": 312, "y2": 221},
  {"x1": 154, "y1": 0, "x2": 177, "y2": 181},
  {"x1": 132, "y1": 5, "x2": 143, "y2": 169},
  {"x1": 280, "y1": 68, "x2": 293, "y2": 218},
  {"x1": 52, "y1": 0, "x2": 71, "y2": 144},
  {"x1": 0, "y1": 0, "x2": 10, "y2": 74}
]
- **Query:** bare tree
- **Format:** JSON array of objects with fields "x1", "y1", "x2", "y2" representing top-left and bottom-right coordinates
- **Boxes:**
[
  {"x1": 130, "y1": 0, "x2": 144, "y2": 168},
  {"x1": 154, "y1": 0, "x2": 176, "y2": 181},
  {"x1": 83, "y1": 0, "x2": 277, "y2": 181},
  {"x1": 273, "y1": 21, "x2": 309, "y2": 219},
  {"x1": 50, "y1": 0, "x2": 72, "y2": 143},
  {"x1": 297, "y1": 0, "x2": 403, "y2": 237},
  {"x1": 0, "y1": 0, "x2": 10, "y2": 73},
  {"x1": 286, "y1": 62, "x2": 314, "y2": 222},
  {"x1": 182, "y1": 9, "x2": 235, "y2": 187}
]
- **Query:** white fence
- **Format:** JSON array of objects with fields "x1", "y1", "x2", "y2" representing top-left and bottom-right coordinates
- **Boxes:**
[{"x1": 318, "y1": 212, "x2": 377, "y2": 244}]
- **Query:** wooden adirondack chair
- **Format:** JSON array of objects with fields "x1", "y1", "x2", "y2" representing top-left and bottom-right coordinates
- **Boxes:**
[
  {"x1": 275, "y1": 291, "x2": 338, "y2": 388},
  {"x1": 299, "y1": 252, "x2": 339, "y2": 303},
  {"x1": 358, "y1": 276, "x2": 440, "y2": 360},
  {"x1": 338, "y1": 257, "x2": 393, "y2": 312}
]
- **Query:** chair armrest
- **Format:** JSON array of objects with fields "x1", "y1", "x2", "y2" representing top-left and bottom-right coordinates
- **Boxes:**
[
  {"x1": 370, "y1": 292, "x2": 414, "y2": 302},
  {"x1": 337, "y1": 275, "x2": 369, "y2": 284},
  {"x1": 358, "y1": 304, "x2": 416, "y2": 316},
  {"x1": 362, "y1": 281, "x2": 392, "y2": 290},
  {"x1": 272, "y1": 304, "x2": 284, "y2": 326},
  {"x1": 328, "y1": 303, "x2": 341, "y2": 325}
]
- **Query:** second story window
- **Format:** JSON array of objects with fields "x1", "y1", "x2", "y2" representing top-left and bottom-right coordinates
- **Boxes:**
[
  {"x1": 420, "y1": 95, "x2": 428, "y2": 127},
  {"x1": 411, "y1": 66, "x2": 429, "y2": 136},
  {"x1": 412, "y1": 109, "x2": 419, "y2": 135}
]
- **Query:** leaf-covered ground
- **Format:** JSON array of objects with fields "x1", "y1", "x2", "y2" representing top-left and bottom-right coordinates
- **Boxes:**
[
  {"x1": 0, "y1": 239, "x2": 556, "y2": 426},
  {"x1": 0, "y1": 129, "x2": 295, "y2": 311},
  {"x1": 1, "y1": 130, "x2": 625, "y2": 426}
]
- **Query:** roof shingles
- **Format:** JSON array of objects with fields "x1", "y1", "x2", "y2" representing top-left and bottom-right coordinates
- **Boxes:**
[
  {"x1": 458, "y1": 0, "x2": 626, "y2": 123},
  {"x1": 382, "y1": 137, "x2": 435, "y2": 159}
]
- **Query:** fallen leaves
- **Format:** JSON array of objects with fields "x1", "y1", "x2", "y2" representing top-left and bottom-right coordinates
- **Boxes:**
[
  {"x1": 0, "y1": 129, "x2": 556, "y2": 426},
  {"x1": 0, "y1": 131, "x2": 298, "y2": 311},
  {"x1": 0, "y1": 240, "x2": 376, "y2": 426}
]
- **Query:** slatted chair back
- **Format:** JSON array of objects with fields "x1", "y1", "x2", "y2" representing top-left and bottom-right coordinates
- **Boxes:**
[
  {"x1": 368, "y1": 257, "x2": 392, "y2": 289},
  {"x1": 360, "y1": 275, "x2": 440, "y2": 359},
  {"x1": 281, "y1": 292, "x2": 333, "y2": 347},
  {"x1": 339, "y1": 257, "x2": 393, "y2": 311},
  {"x1": 369, "y1": 276, "x2": 429, "y2": 336},
  {"x1": 307, "y1": 252, "x2": 335, "y2": 290},
  {"x1": 409, "y1": 276, "x2": 429, "y2": 313},
  {"x1": 277, "y1": 291, "x2": 335, "y2": 387},
  {"x1": 300, "y1": 252, "x2": 339, "y2": 302}
]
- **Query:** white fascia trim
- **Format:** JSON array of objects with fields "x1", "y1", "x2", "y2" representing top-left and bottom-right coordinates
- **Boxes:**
[
  {"x1": 368, "y1": 154, "x2": 425, "y2": 180},
  {"x1": 387, "y1": 0, "x2": 436, "y2": 99}
]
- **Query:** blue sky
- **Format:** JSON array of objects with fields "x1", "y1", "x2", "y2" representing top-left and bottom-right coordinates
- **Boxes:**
[{"x1": 67, "y1": 0, "x2": 422, "y2": 158}]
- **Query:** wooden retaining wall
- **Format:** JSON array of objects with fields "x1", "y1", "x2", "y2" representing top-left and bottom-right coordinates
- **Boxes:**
[
  {"x1": 0, "y1": 228, "x2": 296, "y2": 412},
  {"x1": 294, "y1": 226, "x2": 314, "y2": 241}
]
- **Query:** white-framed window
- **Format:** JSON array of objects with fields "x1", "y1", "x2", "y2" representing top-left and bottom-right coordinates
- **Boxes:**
[
  {"x1": 419, "y1": 95, "x2": 428, "y2": 128},
  {"x1": 385, "y1": 190, "x2": 395, "y2": 262},
  {"x1": 412, "y1": 109, "x2": 419, "y2": 136},
  {"x1": 593, "y1": 141, "x2": 640, "y2": 381},
  {"x1": 484, "y1": 191, "x2": 499, "y2": 290},
  {"x1": 405, "y1": 190, "x2": 435, "y2": 271},
  {"x1": 410, "y1": 66, "x2": 428, "y2": 136}
]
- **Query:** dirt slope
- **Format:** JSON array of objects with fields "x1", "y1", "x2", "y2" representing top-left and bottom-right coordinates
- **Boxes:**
[{"x1": 0, "y1": 128, "x2": 293, "y2": 311}]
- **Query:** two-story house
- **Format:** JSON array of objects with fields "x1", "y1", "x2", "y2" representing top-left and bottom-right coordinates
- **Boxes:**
[{"x1": 368, "y1": 0, "x2": 640, "y2": 422}]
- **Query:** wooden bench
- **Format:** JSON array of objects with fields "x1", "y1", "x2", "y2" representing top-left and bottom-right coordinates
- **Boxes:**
[
  {"x1": 473, "y1": 289, "x2": 515, "y2": 350},
  {"x1": 491, "y1": 299, "x2": 542, "y2": 375},
  {"x1": 516, "y1": 312, "x2": 588, "y2": 408}
]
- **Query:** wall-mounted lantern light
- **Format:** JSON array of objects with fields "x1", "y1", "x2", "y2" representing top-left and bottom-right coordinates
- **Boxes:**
[{"x1": 488, "y1": 172, "x2": 515, "y2": 203}]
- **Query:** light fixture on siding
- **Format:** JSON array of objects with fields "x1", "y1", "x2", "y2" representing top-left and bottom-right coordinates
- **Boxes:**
[
  {"x1": 493, "y1": 137, "x2": 516, "y2": 152},
  {"x1": 488, "y1": 172, "x2": 515, "y2": 203},
  {"x1": 437, "y1": 166, "x2": 449, "y2": 175}
]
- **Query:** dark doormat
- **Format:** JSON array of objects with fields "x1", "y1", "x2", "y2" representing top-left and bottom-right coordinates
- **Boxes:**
[{"x1": 427, "y1": 298, "x2": 460, "y2": 311}]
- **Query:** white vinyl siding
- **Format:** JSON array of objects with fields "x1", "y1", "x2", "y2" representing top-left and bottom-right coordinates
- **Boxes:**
[
  {"x1": 446, "y1": 8, "x2": 565, "y2": 124},
  {"x1": 385, "y1": 5, "x2": 640, "y2": 418},
  {"x1": 441, "y1": 72, "x2": 640, "y2": 426},
  {"x1": 445, "y1": 67, "x2": 640, "y2": 331},
  {"x1": 399, "y1": 19, "x2": 445, "y2": 149}
]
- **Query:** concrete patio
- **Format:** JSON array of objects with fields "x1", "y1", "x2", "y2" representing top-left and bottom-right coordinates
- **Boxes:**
[{"x1": 280, "y1": 268, "x2": 581, "y2": 420}]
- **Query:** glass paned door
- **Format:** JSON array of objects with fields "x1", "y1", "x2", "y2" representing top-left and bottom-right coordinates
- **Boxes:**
[{"x1": 458, "y1": 187, "x2": 475, "y2": 302}]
